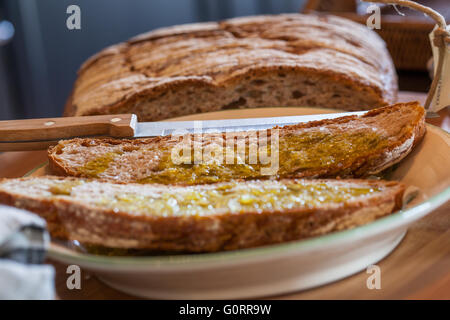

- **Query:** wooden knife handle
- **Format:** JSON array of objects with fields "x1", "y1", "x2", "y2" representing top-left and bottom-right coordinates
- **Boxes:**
[{"x1": 0, "y1": 114, "x2": 137, "y2": 151}]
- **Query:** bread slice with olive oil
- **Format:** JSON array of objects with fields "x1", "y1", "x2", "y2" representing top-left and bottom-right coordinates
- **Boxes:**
[
  {"x1": 0, "y1": 176, "x2": 406, "y2": 252},
  {"x1": 48, "y1": 102, "x2": 426, "y2": 185}
]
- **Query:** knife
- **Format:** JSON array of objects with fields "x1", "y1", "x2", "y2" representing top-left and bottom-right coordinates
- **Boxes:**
[{"x1": 0, "y1": 111, "x2": 366, "y2": 151}]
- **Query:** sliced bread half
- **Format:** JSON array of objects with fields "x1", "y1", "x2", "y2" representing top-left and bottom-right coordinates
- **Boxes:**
[{"x1": 64, "y1": 14, "x2": 397, "y2": 120}]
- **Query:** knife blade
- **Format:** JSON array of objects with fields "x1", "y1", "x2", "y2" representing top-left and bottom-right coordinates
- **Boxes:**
[
  {"x1": 135, "y1": 111, "x2": 367, "y2": 137},
  {"x1": 0, "y1": 110, "x2": 367, "y2": 151}
]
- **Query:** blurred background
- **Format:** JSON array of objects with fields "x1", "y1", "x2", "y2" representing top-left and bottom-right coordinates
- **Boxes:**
[{"x1": 0, "y1": 0, "x2": 443, "y2": 120}]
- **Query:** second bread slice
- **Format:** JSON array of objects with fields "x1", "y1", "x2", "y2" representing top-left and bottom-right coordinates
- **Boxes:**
[{"x1": 49, "y1": 102, "x2": 425, "y2": 185}]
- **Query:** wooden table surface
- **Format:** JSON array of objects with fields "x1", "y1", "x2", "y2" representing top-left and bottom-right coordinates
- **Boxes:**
[{"x1": 0, "y1": 92, "x2": 448, "y2": 300}]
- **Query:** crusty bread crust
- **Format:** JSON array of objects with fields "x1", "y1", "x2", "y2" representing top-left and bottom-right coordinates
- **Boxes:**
[
  {"x1": 0, "y1": 177, "x2": 405, "y2": 252},
  {"x1": 64, "y1": 14, "x2": 397, "y2": 120},
  {"x1": 49, "y1": 102, "x2": 426, "y2": 184}
]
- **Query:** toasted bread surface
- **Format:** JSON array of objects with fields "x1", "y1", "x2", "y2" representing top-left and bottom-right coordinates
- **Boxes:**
[
  {"x1": 65, "y1": 14, "x2": 397, "y2": 120},
  {"x1": 0, "y1": 176, "x2": 405, "y2": 252},
  {"x1": 49, "y1": 102, "x2": 426, "y2": 185}
]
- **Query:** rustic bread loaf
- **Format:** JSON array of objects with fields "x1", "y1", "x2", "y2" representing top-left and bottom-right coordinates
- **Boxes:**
[
  {"x1": 0, "y1": 176, "x2": 405, "y2": 252},
  {"x1": 64, "y1": 14, "x2": 397, "y2": 120},
  {"x1": 50, "y1": 102, "x2": 426, "y2": 185}
]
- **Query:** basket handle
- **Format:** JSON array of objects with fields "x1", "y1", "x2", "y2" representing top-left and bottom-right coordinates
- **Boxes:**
[{"x1": 363, "y1": 0, "x2": 449, "y2": 113}]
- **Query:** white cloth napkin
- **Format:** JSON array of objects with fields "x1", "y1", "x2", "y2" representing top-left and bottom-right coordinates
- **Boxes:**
[{"x1": 0, "y1": 205, "x2": 54, "y2": 299}]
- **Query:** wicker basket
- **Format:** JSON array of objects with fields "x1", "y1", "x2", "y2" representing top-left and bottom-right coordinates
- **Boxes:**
[{"x1": 302, "y1": 0, "x2": 449, "y2": 71}]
